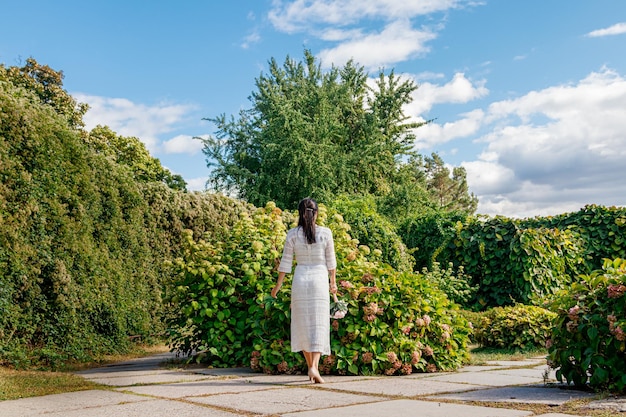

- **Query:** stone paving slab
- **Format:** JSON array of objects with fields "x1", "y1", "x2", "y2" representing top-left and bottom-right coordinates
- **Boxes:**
[
  {"x1": 242, "y1": 373, "x2": 376, "y2": 386},
  {"x1": 36, "y1": 399, "x2": 241, "y2": 417},
  {"x1": 456, "y1": 365, "x2": 507, "y2": 373},
  {"x1": 484, "y1": 360, "x2": 545, "y2": 367},
  {"x1": 584, "y1": 397, "x2": 626, "y2": 412},
  {"x1": 86, "y1": 370, "x2": 216, "y2": 386},
  {"x1": 118, "y1": 378, "x2": 277, "y2": 398},
  {"x1": 491, "y1": 367, "x2": 555, "y2": 380},
  {"x1": 186, "y1": 386, "x2": 385, "y2": 415},
  {"x1": 187, "y1": 367, "x2": 258, "y2": 377},
  {"x1": 319, "y1": 377, "x2": 483, "y2": 396},
  {"x1": 281, "y1": 399, "x2": 533, "y2": 417},
  {"x1": 423, "y1": 370, "x2": 544, "y2": 386},
  {"x1": 533, "y1": 414, "x2": 588, "y2": 417},
  {"x1": 428, "y1": 385, "x2": 598, "y2": 405},
  {"x1": 0, "y1": 390, "x2": 148, "y2": 417}
]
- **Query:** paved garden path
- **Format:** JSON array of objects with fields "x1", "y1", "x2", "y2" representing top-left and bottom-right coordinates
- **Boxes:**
[{"x1": 2, "y1": 352, "x2": 624, "y2": 416}]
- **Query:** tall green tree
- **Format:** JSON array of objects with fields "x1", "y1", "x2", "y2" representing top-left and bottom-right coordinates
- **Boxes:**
[
  {"x1": 203, "y1": 50, "x2": 426, "y2": 208},
  {"x1": 423, "y1": 153, "x2": 478, "y2": 214}
]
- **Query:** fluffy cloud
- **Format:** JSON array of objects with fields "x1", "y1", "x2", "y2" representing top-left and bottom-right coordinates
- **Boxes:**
[
  {"x1": 464, "y1": 68, "x2": 626, "y2": 217},
  {"x1": 268, "y1": 0, "x2": 463, "y2": 32},
  {"x1": 186, "y1": 176, "x2": 209, "y2": 192},
  {"x1": 268, "y1": 0, "x2": 477, "y2": 69},
  {"x1": 74, "y1": 94, "x2": 194, "y2": 152},
  {"x1": 162, "y1": 134, "x2": 206, "y2": 155},
  {"x1": 407, "y1": 72, "x2": 489, "y2": 117},
  {"x1": 318, "y1": 20, "x2": 436, "y2": 69},
  {"x1": 586, "y1": 22, "x2": 626, "y2": 38}
]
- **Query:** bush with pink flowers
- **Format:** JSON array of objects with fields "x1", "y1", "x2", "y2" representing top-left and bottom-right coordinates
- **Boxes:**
[
  {"x1": 547, "y1": 258, "x2": 626, "y2": 393},
  {"x1": 167, "y1": 202, "x2": 472, "y2": 375}
]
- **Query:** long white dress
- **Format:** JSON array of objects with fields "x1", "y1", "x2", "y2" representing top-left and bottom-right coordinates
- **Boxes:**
[{"x1": 278, "y1": 226, "x2": 337, "y2": 355}]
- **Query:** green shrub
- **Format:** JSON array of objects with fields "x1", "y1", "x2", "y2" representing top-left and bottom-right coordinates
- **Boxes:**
[
  {"x1": 474, "y1": 304, "x2": 557, "y2": 350},
  {"x1": 398, "y1": 211, "x2": 467, "y2": 270},
  {"x1": 547, "y1": 258, "x2": 626, "y2": 393},
  {"x1": 167, "y1": 203, "x2": 472, "y2": 375},
  {"x1": 421, "y1": 262, "x2": 476, "y2": 309},
  {"x1": 330, "y1": 195, "x2": 415, "y2": 272}
]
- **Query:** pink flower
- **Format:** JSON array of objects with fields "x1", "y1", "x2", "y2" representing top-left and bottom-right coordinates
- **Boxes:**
[
  {"x1": 411, "y1": 351, "x2": 422, "y2": 365},
  {"x1": 415, "y1": 318, "x2": 425, "y2": 327},
  {"x1": 426, "y1": 363, "x2": 437, "y2": 373},
  {"x1": 608, "y1": 284, "x2": 626, "y2": 299},
  {"x1": 567, "y1": 305, "x2": 580, "y2": 320},
  {"x1": 386, "y1": 352, "x2": 398, "y2": 363},
  {"x1": 400, "y1": 363, "x2": 413, "y2": 375},
  {"x1": 401, "y1": 325, "x2": 411, "y2": 335},
  {"x1": 423, "y1": 346, "x2": 434, "y2": 357},
  {"x1": 323, "y1": 355, "x2": 336, "y2": 366},
  {"x1": 277, "y1": 361, "x2": 288, "y2": 373},
  {"x1": 545, "y1": 339, "x2": 553, "y2": 349},
  {"x1": 332, "y1": 310, "x2": 346, "y2": 319},
  {"x1": 607, "y1": 314, "x2": 617, "y2": 323},
  {"x1": 422, "y1": 315, "x2": 432, "y2": 327},
  {"x1": 362, "y1": 352, "x2": 374, "y2": 364},
  {"x1": 566, "y1": 321, "x2": 578, "y2": 333},
  {"x1": 363, "y1": 302, "x2": 379, "y2": 316},
  {"x1": 363, "y1": 314, "x2": 377, "y2": 322},
  {"x1": 332, "y1": 320, "x2": 339, "y2": 331},
  {"x1": 362, "y1": 273, "x2": 374, "y2": 283},
  {"x1": 340, "y1": 280, "x2": 354, "y2": 289}
]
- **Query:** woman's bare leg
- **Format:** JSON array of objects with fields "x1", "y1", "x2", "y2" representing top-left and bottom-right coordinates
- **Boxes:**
[{"x1": 310, "y1": 352, "x2": 324, "y2": 383}]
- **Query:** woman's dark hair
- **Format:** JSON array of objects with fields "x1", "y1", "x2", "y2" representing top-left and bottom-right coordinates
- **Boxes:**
[{"x1": 298, "y1": 198, "x2": 318, "y2": 244}]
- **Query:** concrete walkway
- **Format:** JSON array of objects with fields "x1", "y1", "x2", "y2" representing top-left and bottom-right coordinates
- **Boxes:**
[{"x1": 2, "y1": 353, "x2": 624, "y2": 416}]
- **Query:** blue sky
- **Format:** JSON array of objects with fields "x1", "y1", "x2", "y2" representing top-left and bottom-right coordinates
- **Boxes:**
[{"x1": 2, "y1": 0, "x2": 626, "y2": 218}]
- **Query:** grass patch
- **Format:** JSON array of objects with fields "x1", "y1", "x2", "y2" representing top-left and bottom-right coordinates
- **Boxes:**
[
  {"x1": 0, "y1": 368, "x2": 101, "y2": 401},
  {"x1": 0, "y1": 344, "x2": 170, "y2": 401},
  {"x1": 467, "y1": 344, "x2": 547, "y2": 365}
]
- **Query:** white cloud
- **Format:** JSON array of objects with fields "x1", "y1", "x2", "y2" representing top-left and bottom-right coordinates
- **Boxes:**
[
  {"x1": 401, "y1": 72, "x2": 488, "y2": 147},
  {"x1": 318, "y1": 20, "x2": 436, "y2": 69},
  {"x1": 186, "y1": 176, "x2": 209, "y2": 191},
  {"x1": 75, "y1": 94, "x2": 194, "y2": 152},
  {"x1": 586, "y1": 22, "x2": 626, "y2": 38},
  {"x1": 268, "y1": 0, "x2": 481, "y2": 70},
  {"x1": 410, "y1": 72, "x2": 489, "y2": 115},
  {"x1": 268, "y1": 0, "x2": 464, "y2": 33},
  {"x1": 162, "y1": 134, "x2": 206, "y2": 155},
  {"x1": 413, "y1": 109, "x2": 485, "y2": 148},
  {"x1": 241, "y1": 30, "x2": 261, "y2": 49},
  {"x1": 461, "y1": 67, "x2": 626, "y2": 218}
]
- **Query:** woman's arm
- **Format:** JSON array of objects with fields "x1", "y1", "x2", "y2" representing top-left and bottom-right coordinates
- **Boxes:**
[
  {"x1": 329, "y1": 269, "x2": 337, "y2": 294},
  {"x1": 271, "y1": 271, "x2": 286, "y2": 298}
]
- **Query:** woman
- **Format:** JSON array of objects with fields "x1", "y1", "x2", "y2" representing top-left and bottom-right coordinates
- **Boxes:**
[{"x1": 271, "y1": 198, "x2": 337, "y2": 383}]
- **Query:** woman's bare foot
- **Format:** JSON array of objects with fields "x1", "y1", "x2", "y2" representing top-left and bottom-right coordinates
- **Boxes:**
[{"x1": 310, "y1": 368, "x2": 325, "y2": 384}]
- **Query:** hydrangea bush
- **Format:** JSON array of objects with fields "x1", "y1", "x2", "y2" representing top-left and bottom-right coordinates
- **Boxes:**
[
  {"x1": 167, "y1": 202, "x2": 471, "y2": 375},
  {"x1": 473, "y1": 304, "x2": 557, "y2": 350},
  {"x1": 547, "y1": 258, "x2": 626, "y2": 393}
]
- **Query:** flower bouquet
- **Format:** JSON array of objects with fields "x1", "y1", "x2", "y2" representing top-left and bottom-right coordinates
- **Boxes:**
[{"x1": 330, "y1": 293, "x2": 348, "y2": 319}]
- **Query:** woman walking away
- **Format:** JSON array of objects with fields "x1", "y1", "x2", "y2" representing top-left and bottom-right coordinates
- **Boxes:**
[{"x1": 271, "y1": 198, "x2": 337, "y2": 383}]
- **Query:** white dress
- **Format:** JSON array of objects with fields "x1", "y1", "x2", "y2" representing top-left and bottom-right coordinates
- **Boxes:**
[{"x1": 278, "y1": 226, "x2": 337, "y2": 355}]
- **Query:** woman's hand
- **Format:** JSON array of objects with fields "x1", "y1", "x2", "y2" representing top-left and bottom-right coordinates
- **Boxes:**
[
  {"x1": 271, "y1": 284, "x2": 281, "y2": 298},
  {"x1": 330, "y1": 283, "x2": 338, "y2": 294}
]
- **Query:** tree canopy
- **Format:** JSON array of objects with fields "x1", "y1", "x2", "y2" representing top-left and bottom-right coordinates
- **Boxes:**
[
  {"x1": 203, "y1": 50, "x2": 477, "y2": 216},
  {"x1": 203, "y1": 50, "x2": 428, "y2": 208}
]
